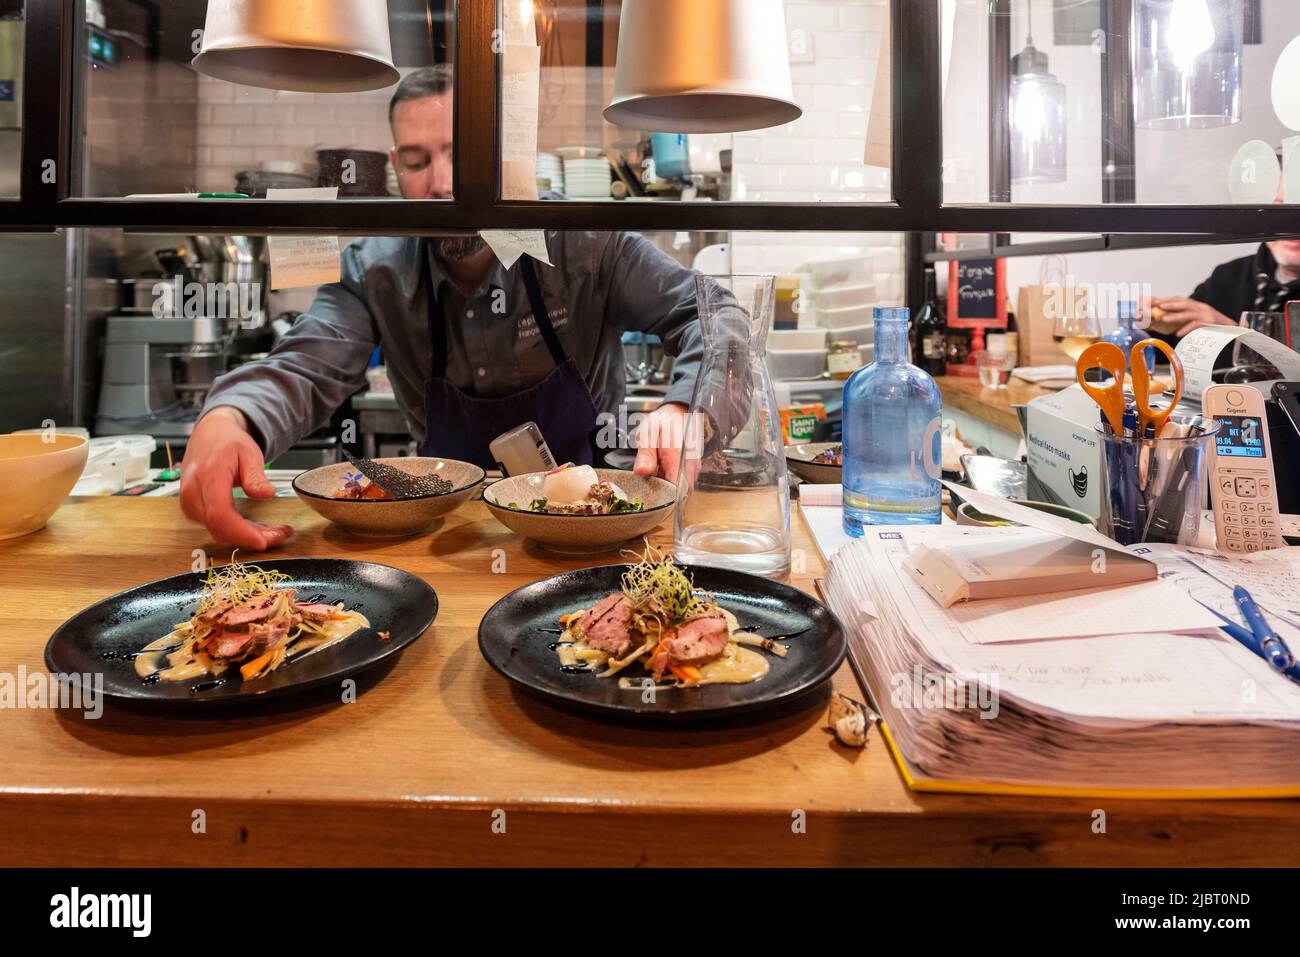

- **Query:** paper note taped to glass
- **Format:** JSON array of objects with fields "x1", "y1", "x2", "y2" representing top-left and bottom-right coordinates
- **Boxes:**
[{"x1": 1174, "y1": 325, "x2": 1300, "y2": 401}]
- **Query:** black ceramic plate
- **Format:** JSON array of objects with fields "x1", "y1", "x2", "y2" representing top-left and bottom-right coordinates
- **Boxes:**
[
  {"x1": 44, "y1": 559, "x2": 437, "y2": 707},
  {"x1": 478, "y1": 564, "x2": 846, "y2": 719}
]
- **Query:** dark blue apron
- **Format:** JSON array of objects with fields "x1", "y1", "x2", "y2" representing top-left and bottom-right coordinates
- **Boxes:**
[{"x1": 417, "y1": 244, "x2": 600, "y2": 470}]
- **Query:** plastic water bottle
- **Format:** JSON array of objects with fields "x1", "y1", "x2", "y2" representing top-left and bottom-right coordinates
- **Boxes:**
[
  {"x1": 1101, "y1": 300, "x2": 1156, "y2": 373},
  {"x1": 842, "y1": 307, "x2": 943, "y2": 535}
]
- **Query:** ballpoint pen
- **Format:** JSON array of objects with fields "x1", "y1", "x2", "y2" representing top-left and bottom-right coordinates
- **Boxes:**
[
  {"x1": 1234, "y1": 586, "x2": 1297, "y2": 673},
  {"x1": 1196, "y1": 599, "x2": 1300, "y2": 684}
]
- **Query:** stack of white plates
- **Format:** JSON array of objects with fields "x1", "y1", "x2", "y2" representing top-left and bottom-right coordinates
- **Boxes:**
[
  {"x1": 559, "y1": 146, "x2": 611, "y2": 199},
  {"x1": 536, "y1": 153, "x2": 564, "y2": 194}
]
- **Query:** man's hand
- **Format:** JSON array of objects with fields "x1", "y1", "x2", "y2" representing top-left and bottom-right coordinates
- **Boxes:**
[
  {"x1": 179, "y1": 406, "x2": 293, "y2": 551},
  {"x1": 633, "y1": 401, "x2": 689, "y2": 482},
  {"x1": 1149, "y1": 296, "x2": 1235, "y2": 338}
]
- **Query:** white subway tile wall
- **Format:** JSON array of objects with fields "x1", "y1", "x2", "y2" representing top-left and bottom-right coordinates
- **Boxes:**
[{"x1": 727, "y1": 0, "x2": 899, "y2": 297}]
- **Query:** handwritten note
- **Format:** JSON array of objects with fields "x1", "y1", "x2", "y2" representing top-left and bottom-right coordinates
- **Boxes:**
[
  {"x1": 479, "y1": 230, "x2": 552, "y2": 269},
  {"x1": 266, "y1": 187, "x2": 341, "y2": 289}
]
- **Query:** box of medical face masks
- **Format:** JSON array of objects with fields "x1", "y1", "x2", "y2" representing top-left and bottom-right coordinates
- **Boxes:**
[{"x1": 1024, "y1": 384, "x2": 1104, "y2": 520}]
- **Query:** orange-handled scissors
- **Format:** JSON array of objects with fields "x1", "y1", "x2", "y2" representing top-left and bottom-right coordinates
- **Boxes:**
[
  {"x1": 1076, "y1": 338, "x2": 1185, "y2": 437},
  {"x1": 1130, "y1": 338, "x2": 1184, "y2": 437},
  {"x1": 1075, "y1": 342, "x2": 1128, "y2": 434}
]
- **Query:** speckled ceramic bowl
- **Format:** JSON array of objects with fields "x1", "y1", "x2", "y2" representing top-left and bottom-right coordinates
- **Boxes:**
[
  {"x1": 784, "y1": 442, "x2": 842, "y2": 485},
  {"x1": 483, "y1": 468, "x2": 675, "y2": 554},
  {"x1": 292, "y1": 457, "x2": 484, "y2": 536}
]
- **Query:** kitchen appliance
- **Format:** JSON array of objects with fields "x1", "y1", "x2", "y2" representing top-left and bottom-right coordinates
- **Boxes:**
[{"x1": 94, "y1": 314, "x2": 232, "y2": 438}]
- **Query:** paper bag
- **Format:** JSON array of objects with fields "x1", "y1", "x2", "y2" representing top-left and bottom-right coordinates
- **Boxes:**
[{"x1": 1017, "y1": 284, "x2": 1089, "y2": 368}]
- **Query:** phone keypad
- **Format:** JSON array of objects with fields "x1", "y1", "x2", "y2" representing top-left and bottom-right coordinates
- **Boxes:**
[{"x1": 1213, "y1": 462, "x2": 1284, "y2": 552}]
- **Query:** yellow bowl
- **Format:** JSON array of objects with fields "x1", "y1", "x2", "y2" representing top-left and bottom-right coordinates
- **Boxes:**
[{"x1": 0, "y1": 433, "x2": 90, "y2": 540}]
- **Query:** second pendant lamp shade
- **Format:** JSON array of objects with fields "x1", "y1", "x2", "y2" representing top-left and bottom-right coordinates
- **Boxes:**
[
  {"x1": 192, "y1": 0, "x2": 400, "y2": 93},
  {"x1": 604, "y1": 0, "x2": 802, "y2": 134},
  {"x1": 1132, "y1": 0, "x2": 1243, "y2": 130}
]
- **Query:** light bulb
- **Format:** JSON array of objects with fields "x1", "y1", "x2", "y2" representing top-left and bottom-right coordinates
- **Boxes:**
[
  {"x1": 1013, "y1": 77, "x2": 1047, "y2": 141},
  {"x1": 1167, "y1": 0, "x2": 1216, "y2": 67}
]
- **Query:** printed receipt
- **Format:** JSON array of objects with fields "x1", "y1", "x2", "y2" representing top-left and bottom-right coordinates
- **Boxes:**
[
  {"x1": 265, "y1": 187, "x2": 341, "y2": 289},
  {"x1": 1177, "y1": 325, "x2": 1300, "y2": 400}
]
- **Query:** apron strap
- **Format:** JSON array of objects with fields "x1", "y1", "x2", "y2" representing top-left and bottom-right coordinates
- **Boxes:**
[
  {"x1": 423, "y1": 240, "x2": 449, "y2": 379},
  {"x1": 424, "y1": 243, "x2": 568, "y2": 379},
  {"x1": 519, "y1": 257, "x2": 568, "y2": 367}
]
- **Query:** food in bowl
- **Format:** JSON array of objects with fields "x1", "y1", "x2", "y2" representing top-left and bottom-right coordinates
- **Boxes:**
[
  {"x1": 482, "y1": 467, "x2": 675, "y2": 554},
  {"x1": 811, "y1": 445, "x2": 843, "y2": 466},
  {"x1": 503, "y1": 463, "x2": 643, "y2": 515},
  {"x1": 332, "y1": 472, "x2": 393, "y2": 500},
  {"x1": 291, "y1": 457, "x2": 484, "y2": 536},
  {"x1": 330, "y1": 470, "x2": 452, "y2": 500}
]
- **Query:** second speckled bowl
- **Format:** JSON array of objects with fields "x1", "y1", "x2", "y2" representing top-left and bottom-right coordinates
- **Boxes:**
[
  {"x1": 483, "y1": 468, "x2": 676, "y2": 554},
  {"x1": 784, "y1": 442, "x2": 842, "y2": 485}
]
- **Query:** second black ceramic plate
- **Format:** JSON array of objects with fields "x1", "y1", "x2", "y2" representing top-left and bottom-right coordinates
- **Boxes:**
[
  {"x1": 478, "y1": 563, "x2": 845, "y2": 720},
  {"x1": 44, "y1": 559, "x2": 437, "y2": 707}
]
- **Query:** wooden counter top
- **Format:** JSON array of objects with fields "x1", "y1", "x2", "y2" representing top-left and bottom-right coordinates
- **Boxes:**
[
  {"x1": 936, "y1": 375, "x2": 1056, "y2": 435},
  {"x1": 2, "y1": 496, "x2": 1297, "y2": 866}
]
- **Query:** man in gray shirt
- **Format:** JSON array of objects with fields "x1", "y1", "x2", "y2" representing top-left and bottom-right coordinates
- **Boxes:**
[{"x1": 183, "y1": 66, "x2": 705, "y2": 549}]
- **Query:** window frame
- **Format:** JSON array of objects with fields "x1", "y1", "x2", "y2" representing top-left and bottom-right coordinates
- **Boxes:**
[{"x1": 0, "y1": 0, "x2": 1295, "y2": 236}]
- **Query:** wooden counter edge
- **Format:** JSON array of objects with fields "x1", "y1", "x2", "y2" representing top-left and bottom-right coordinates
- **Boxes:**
[{"x1": 6, "y1": 791, "x2": 1300, "y2": 867}]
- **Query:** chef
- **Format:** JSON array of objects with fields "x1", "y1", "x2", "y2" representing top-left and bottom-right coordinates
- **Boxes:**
[{"x1": 182, "y1": 66, "x2": 705, "y2": 550}]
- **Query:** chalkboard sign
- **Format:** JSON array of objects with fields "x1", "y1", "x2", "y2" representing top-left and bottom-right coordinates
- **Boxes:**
[{"x1": 947, "y1": 257, "x2": 1006, "y2": 327}]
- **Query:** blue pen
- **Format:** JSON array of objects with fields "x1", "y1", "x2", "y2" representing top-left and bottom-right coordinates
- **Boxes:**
[
  {"x1": 1197, "y1": 600, "x2": 1300, "y2": 683},
  {"x1": 1234, "y1": 586, "x2": 1296, "y2": 673}
]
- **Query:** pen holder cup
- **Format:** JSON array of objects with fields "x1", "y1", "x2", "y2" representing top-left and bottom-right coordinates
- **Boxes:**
[{"x1": 1095, "y1": 422, "x2": 1218, "y2": 547}]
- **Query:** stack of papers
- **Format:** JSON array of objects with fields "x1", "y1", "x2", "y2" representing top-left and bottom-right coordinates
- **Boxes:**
[{"x1": 823, "y1": 494, "x2": 1300, "y2": 796}]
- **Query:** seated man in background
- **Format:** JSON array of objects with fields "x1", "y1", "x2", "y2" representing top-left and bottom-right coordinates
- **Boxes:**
[{"x1": 1151, "y1": 159, "x2": 1299, "y2": 340}]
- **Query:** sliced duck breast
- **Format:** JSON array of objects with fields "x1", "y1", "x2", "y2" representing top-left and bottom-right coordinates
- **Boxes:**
[
  {"x1": 663, "y1": 612, "x2": 730, "y2": 664},
  {"x1": 579, "y1": 592, "x2": 635, "y2": 656}
]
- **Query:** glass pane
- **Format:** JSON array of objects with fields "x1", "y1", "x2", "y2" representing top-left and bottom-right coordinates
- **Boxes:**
[
  {"x1": 0, "y1": 3, "x2": 21, "y2": 199},
  {"x1": 22, "y1": 228, "x2": 903, "y2": 455},
  {"x1": 942, "y1": 0, "x2": 1300, "y2": 207},
  {"x1": 74, "y1": 0, "x2": 455, "y2": 200},
  {"x1": 500, "y1": 0, "x2": 892, "y2": 204}
]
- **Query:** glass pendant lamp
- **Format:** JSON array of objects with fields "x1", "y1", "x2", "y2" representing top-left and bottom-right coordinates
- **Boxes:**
[
  {"x1": 1133, "y1": 0, "x2": 1244, "y2": 130},
  {"x1": 1010, "y1": 3, "x2": 1067, "y2": 186}
]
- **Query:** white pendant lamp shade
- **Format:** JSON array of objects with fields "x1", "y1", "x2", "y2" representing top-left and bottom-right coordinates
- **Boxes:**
[
  {"x1": 604, "y1": 0, "x2": 802, "y2": 134},
  {"x1": 192, "y1": 0, "x2": 400, "y2": 93}
]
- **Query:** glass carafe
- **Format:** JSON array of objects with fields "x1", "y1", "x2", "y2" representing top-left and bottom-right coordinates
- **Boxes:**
[{"x1": 673, "y1": 274, "x2": 792, "y2": 580}]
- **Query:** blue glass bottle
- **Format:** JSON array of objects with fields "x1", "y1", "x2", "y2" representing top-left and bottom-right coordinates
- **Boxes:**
[
  {"x1": 1101, "y1": 300, "x2": 1155, "y2": 373},
  {"x1": 842, "y1": 307, "x2": 943, "y2": 535}
]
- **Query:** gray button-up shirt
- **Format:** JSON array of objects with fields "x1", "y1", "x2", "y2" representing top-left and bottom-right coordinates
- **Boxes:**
[{"x1": 203, "y1": 231, "x2": 706, "y2": 461}]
